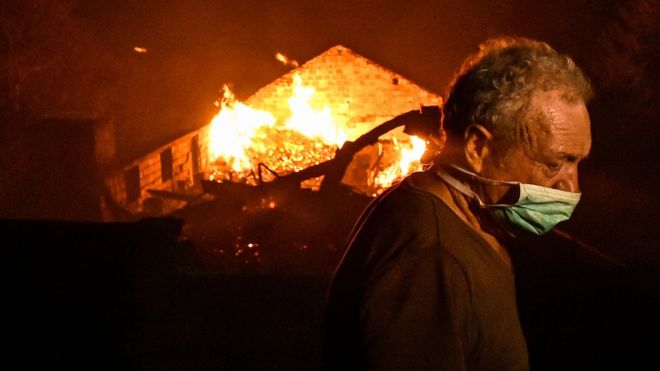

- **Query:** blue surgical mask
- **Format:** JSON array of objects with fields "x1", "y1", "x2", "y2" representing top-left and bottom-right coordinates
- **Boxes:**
[{"x1": 435, "y1": 165, "x2": 581, "y2": 235}]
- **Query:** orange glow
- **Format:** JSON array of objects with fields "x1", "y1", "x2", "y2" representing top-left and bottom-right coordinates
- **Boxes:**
[
  {"x1": 284, "y1": 75, "x2": 347, "y2": 146},
  {"x1": 400, "y1": 136, "x2": 427, "y2": 175},
  {"x1": 208, "y1": 85, "x2": 276, "y2": 174},
  {"x1": 207, "y1": 74, "x2": 425, "y2": 192},
  {"x1": 275, "y1": 52, "x2": 299, "y2": 67},
  {"x1": 374, "y1": 136, "x2": 426, "y2": 190},
  {"x1": 133, "y1": 46, "x2": 148, "y2": 53}
]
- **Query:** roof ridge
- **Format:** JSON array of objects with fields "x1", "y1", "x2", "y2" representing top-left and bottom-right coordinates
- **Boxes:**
[{"x1": 246, "y1": 44, "x2": 438, "y2": 103}]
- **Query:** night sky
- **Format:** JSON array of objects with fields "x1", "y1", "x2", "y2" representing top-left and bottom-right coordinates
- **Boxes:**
[
  {"x1": 72, "y1": 0, "x2": 654, "y2": 166},
  {"x1": 78, "y1": 0, "x2": 614, "y2": 97}
]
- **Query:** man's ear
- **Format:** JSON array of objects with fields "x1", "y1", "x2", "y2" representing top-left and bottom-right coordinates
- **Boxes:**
[{"x1": 464, "y1": 124, "x2": 494, "y2": 174}]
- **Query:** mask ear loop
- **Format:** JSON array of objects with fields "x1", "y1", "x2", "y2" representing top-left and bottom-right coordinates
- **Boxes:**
[
  {"x1": 449, "y1": 164, "x2": 519, "y2": 186},
  {"x1": 435, "y1": 166, "x2": 516, "y2": 209}
]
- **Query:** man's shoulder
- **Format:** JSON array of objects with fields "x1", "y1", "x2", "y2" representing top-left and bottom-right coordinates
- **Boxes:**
[
  {"x1": 369, "y1": 173, "x2": 449, "y2": 219},
  {"x1": 375, "y1": 174, "x2": 502, "y2": 267},
  {"x1": 345, "y1": 175, "x2": 464, "y2": 262},
  {"x1": 366, "y1": 174, "x2": 466, "y2": 241}
]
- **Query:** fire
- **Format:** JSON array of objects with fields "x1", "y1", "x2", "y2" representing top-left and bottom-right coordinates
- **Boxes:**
[
  {"x1": 284, "y1": 75, "x2": 347, "y2": 146},
  {"x1": 133, "y1": 46, "x2": 148, "y2": 53},
  {"x1": 400, "y1": 136, "x2": 427, "y2": 174},
  {"x1": 207, "y1": 74, "x2": 425, "y2": 192},
  {"x1": 208, "y1": 74, "x2": 344, "y2": 183},
  {"x1": 208, "y1": 85, "x2": 276, "y2": 173},
  {"x1": 373, "y1": 136, "x2": 426, "y2": 190}
]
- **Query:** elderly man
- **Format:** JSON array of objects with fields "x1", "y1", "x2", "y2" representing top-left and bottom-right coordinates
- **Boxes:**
[{"x1": 323, "y1": 37, "x2": 592, "y2": 370}]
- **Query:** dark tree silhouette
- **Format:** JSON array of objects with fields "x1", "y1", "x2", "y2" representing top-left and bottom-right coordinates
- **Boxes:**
[{"x1": 0, "y1": 0, "x2": 120, "y2": 127}]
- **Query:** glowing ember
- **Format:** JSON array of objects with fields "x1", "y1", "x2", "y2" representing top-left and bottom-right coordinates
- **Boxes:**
[
  {"x1": 275, "y1": 52, "x2": 299, "y2": 67},
  {"x1": 208, "y1": 74, "x2": 346, "y2": 184},
  {"x1": 206, "y1": 74, "x2": 425, "y2": 193},
  {"x1": 133, "y1": 46, "x2": 148, "y2": 53}
]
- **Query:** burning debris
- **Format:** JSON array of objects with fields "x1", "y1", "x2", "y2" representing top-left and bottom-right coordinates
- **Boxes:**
[
  {"x1": 103, "y1": 45, "x2": 443, "y2": 271},
  {"x1": 178, "y1": 104, "x2": 441, "y2": 272},
  {"x1": 206, "y1": 73, "x2": 426, "y2": 194}
]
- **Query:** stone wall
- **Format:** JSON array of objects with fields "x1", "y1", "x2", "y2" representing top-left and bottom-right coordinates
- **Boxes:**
[{"x1": 103, "y1": 127, "x2": 210, "y2": 219}]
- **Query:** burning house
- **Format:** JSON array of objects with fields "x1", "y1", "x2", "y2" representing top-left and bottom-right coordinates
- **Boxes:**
[
  {"x1": 102, "y1": 45, "x2": 441, "y2": 219},
  {"x1": 4, "y1": 43, "x2": 654, "y2": 371}
]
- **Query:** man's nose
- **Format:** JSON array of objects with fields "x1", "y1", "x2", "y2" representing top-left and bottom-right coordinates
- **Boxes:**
[{"x1": 553, "y1": 167, "x2": 580, "y2": 193}]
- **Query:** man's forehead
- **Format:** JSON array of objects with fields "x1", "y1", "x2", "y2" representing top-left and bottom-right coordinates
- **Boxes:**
[
  {"x1": 524, "y1": 90, "x2": 589, "y2": 126},
  {"x1": 519, "y1": 90, "x2": 591, "y2": 157}
]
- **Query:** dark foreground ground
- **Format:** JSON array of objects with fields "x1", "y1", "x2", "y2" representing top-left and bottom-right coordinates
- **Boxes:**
[{"x1": 2, "y1": 217, "x2": 658, "y2": 371}]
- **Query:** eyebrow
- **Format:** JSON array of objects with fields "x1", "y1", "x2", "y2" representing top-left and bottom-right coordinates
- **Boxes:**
[{"x1": 558, "y1": 152, "x2": 590, "y2": 162}]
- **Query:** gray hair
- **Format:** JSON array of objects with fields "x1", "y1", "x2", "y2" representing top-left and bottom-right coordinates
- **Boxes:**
[{"x1": 441, "y1": 37, "x2": 593, "y2": 146}]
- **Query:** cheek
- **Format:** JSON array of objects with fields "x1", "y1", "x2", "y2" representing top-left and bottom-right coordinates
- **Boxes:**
[
  {"x1": 498, "y1": 157, "x2": 552, "y2": 186},
  {"x1": 551, "y1": 164, "x2": 580, "y2": 192},
  {"x1": 527, "y1": 170, "x2": 557, "y2": 188},
  {"x1": 483, "y1": 146, "x2": 516, "y2": 175}
]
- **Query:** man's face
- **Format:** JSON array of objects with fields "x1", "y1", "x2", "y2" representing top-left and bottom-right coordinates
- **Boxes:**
[{"x1": 480, "y1": 89, "x2": 592, "y2": 204}]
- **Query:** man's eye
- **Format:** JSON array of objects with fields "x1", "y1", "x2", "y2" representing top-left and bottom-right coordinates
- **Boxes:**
[{"x1": 547, "y1": 162, "x2": 561, "y2": 171}]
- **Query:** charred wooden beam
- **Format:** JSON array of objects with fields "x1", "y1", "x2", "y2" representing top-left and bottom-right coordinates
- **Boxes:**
[{"x1": 147, "y1": 189, "x2": 201, "y2": 202}]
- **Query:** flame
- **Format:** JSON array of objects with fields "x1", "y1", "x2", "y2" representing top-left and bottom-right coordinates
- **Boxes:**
[
  {"x1": 207, "y1": 74, "x2": 425, "y2": 192},
  {"x1": 133, "y1": 46, "x2": 148, "y2": 53},
  {"x1": 208, "y1": 85, "x2": 276, "y2": 172},
  {"x1": 284, "y1": 75, "x2": 347, "y2": 146},
  {"x1": 373, "y1": 136, "x2": 426, "y2": 190},
  {"x1": 208, "y1": 74, "x2": 344, "y2": 182},
  {"x1": 399, "y1": 136, "x2": 427, "y2": 174}
]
